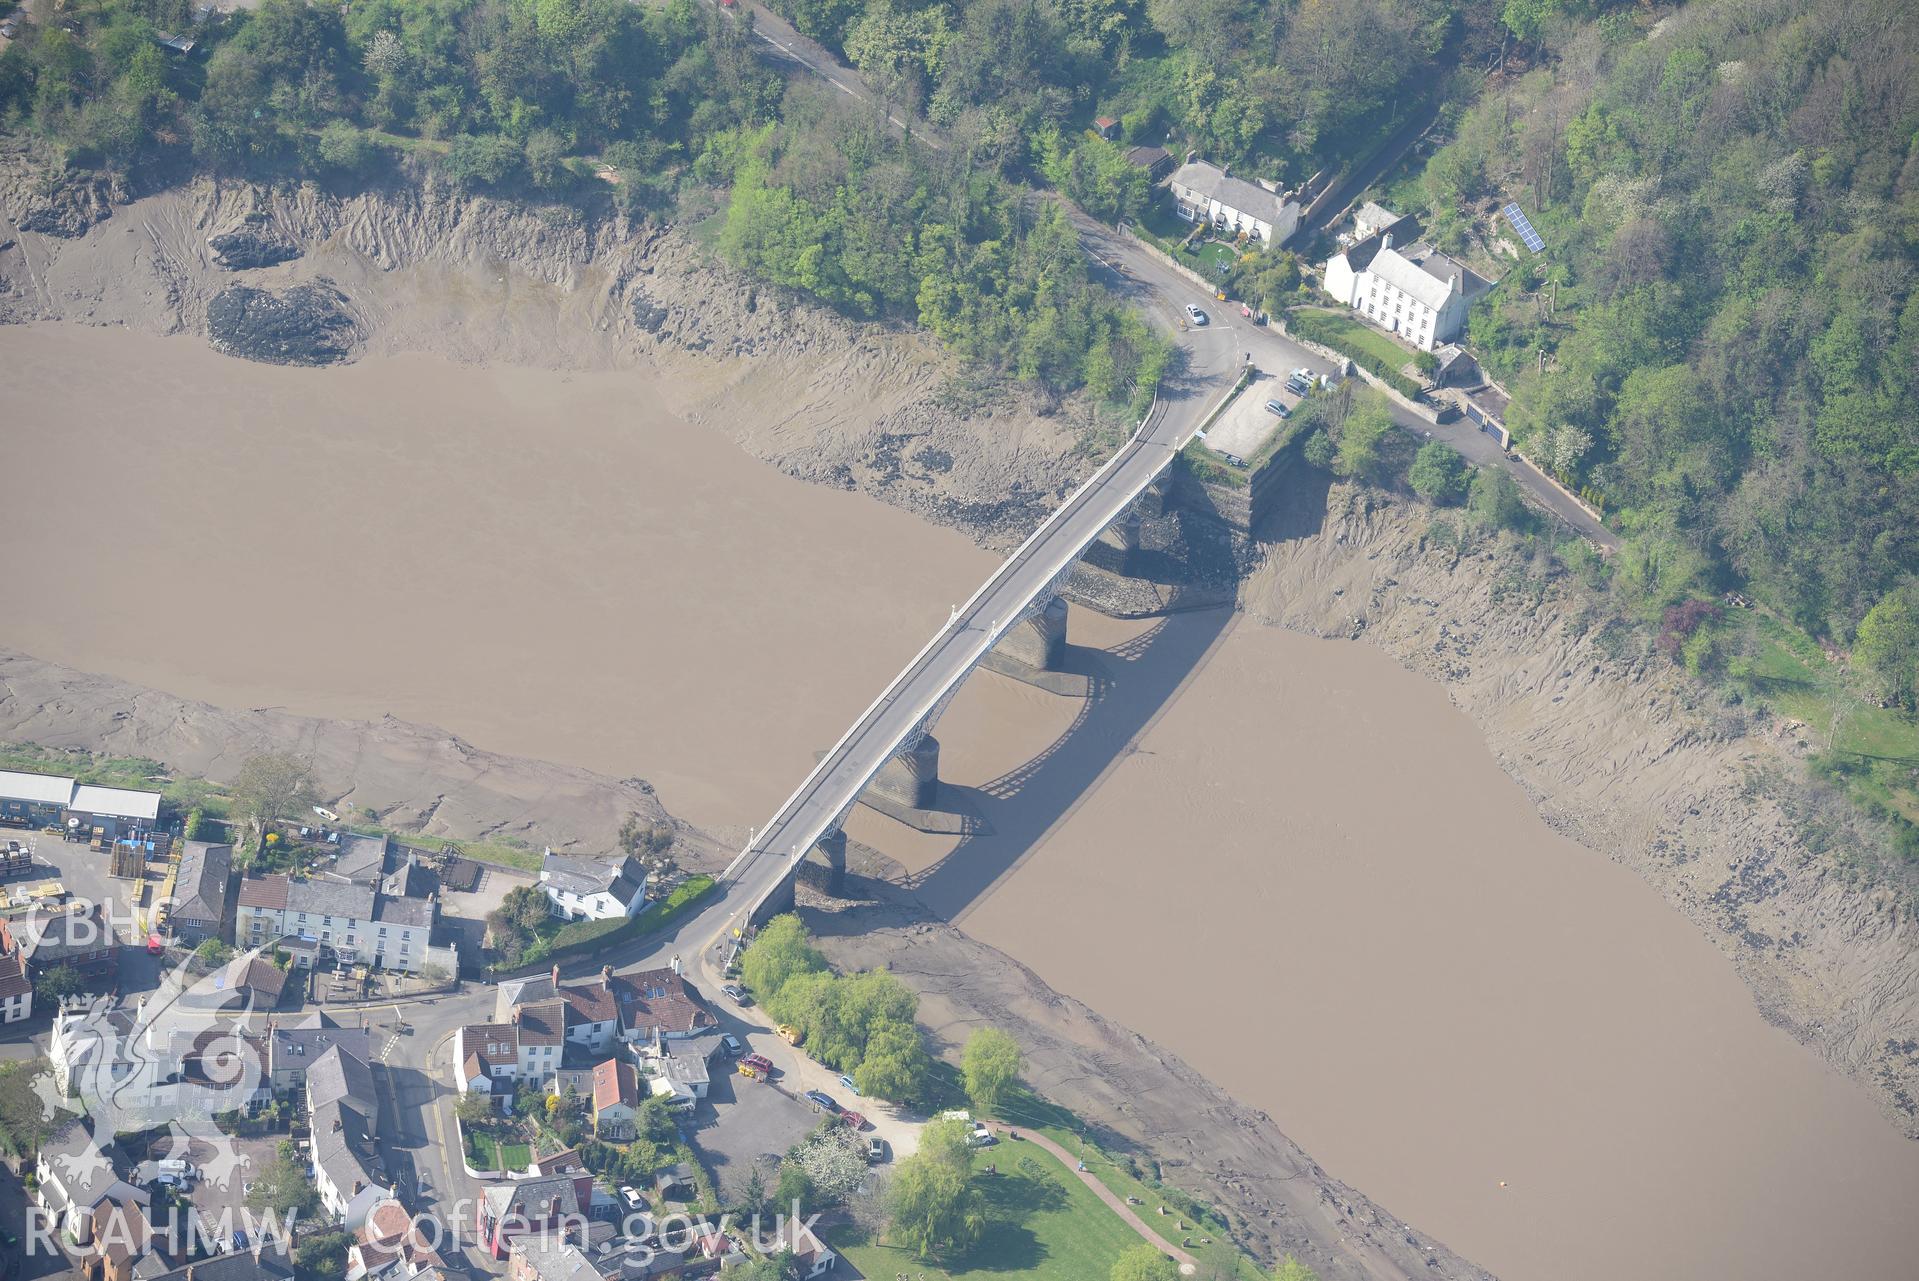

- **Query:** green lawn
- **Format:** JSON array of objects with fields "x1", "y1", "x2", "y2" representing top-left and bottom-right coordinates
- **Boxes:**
[
  {"x1": 465, "y1": 1130, "x2": 533, "y2": 1173},
  {"x1": 1732, "y1": 613, "x2": 1919, "y2": 824},
  {"x1": 1183, "y1": 240, "x2": 1239, "y2": 279},
  {"x1": 1135, "y1": 199, "x2": 1193, "y2": 246},
  {"x1": 1290, "y1": 306, "x2": 1416, "y2": 375},
  {"x1": 828, "y1": 1139, "x2": 1152, "y2": 1281}
]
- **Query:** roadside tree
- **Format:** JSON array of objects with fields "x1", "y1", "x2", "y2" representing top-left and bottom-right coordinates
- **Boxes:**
[
  {"x1": 0, "y1": 1060, "x2": 62, "y2": 1157},
  {"x1": 455, "y1": 1091, "x2": 496, "y2": 1127},
  {"x1": 1333, "y1": 391, "x2": 1395, "y2": 480},
  {"x1": 1467, "y1": 467, "x2": 1531, "y2": 532},
  {"x1": 741, "y1": 913, "x2": 827, "y2": 1006},
  {"x1": 38, "y1": 964, "x2": 87, "y2": 1005},
  {"x1": 1408, "y1": 441, "x2": 1466, "y2": 504},
  {"x1": 295, "y1": 1228, "x2": 351, "y2": 1278},
  {"x1": 855, "y1": 1020, "x2": 930, "y2": 1102},
  {"x1": 960, "y1": 1028, "x2": 1021, "y2": 1117}
]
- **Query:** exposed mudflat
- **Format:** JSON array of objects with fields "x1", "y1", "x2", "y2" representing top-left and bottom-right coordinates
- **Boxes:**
[
  {"x1": 7, "y1": 166, "x2": 1919, "y2": 1281},
  {"x1": 849, "y1": 617, "x2": 1919, "y2": 1281},
  {"x1": 0, "y1": 323, "x2": 1000, "y2": 839},
  {"x1": 0, "y1": 648, "x2": 710, "y2": 863}
]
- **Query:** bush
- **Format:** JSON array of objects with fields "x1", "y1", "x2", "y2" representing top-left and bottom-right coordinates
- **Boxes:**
[
  {"x1": 443, "y1": 134, "x2": 526, "y2": 189},
  {"x1": 1408, "y1": 441, "x2": 1466, "y2": 503},
  {"x1": 317, "y1": 121, "x2": 372, "y2": 173},
  {"x1": 1466, "y1": 467, "x2": 1531, "y2": 532}
]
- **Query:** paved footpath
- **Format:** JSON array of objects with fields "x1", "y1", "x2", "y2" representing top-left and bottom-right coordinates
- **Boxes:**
[{"x1": 984, "y1": 1121, "x2": 1196, "y2": 1270}]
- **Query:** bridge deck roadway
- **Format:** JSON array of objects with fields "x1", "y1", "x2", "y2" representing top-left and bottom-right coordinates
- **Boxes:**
[{"x1": 710, "y1": 373, "x2": 1227, "y2": 933}]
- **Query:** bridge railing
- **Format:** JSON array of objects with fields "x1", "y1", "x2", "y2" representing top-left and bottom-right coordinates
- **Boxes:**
[{"x1": 718, "y1": 382, "x2": 1178, "y2": 909}]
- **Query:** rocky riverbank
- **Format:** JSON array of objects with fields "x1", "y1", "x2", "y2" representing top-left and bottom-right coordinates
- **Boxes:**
[
  {"x1": 1235, "y1": 473, "x2": 1919, "y2": 1137},
  {"x1": 0, "y1": 155, "x2": 1092, "y2": 549}
]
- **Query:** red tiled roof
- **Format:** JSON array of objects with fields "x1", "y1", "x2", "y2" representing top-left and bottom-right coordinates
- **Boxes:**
[
  {"x1": 558, "y1": 983, "x2": 618, "y2": 1025},
  {"x1": 237, "y1": 875, "x2": 290, "y2": 910},
  {"x1": 362, "y1": 1199, "x2": 413, "y2": 1246},
  {"x1": 608, "y1": 968, "x2": 714, "y2": 1038},
  {"x1": 590, "y1": 1059, "x2": 637, "y2": 1113},
  {"x1": 0, "y1": 950, "x2": 29, "y2": 1001}
]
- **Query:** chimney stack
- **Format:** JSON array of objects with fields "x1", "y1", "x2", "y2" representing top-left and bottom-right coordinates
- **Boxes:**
[
  {"x1": 551, "y1": 964, "x2": 561, "y2": 989},
  {"x1": 512, "y1": 1008, "x2": 522, "y2": 1025},
  {"x1": 601, "y1": 965, "x2": 613, "y2": 993},
  {"x1": 1382, "y1": 233, "x2": 1393, "y2": 251}
]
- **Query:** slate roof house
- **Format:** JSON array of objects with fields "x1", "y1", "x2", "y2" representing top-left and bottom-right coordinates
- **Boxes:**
[
  {"x1": 538, "y1": 853, "x2": 648, "y2": 922},
  {"x1": 165, "y1": 841, "x2": 233, "y2": 944},
  {"x1": 269, "y1": 1011, "x2": 372, "y2": 1096},
  {"x1": 1167, "y1": 157, "x2": 1303, "y2": 247},
  {"x1": 1321, "y1": 207, "x2": 1489, "y2": 352},
  {"x1": 36, "y1": 1121, "x2": 151, "y2": 1248},
  {"x1": 477, "y1": 1171, "x2": 592, "y2": 1258},
  {"x1": 308, "y1": 1042, "x2": 392, "y2": 1230},
  {"x1": 2, "y1": 902, "x2": 118, "y2": 989}
]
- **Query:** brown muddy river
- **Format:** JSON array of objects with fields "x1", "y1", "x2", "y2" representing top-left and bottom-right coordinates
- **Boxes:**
[{"x1": 7, "y1": 323, "x2": 1919, "y2": 1280}]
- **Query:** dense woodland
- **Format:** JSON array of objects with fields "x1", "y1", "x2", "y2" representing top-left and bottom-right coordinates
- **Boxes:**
[{"x1": 1415, "y1": 0, "x2": 1918, "y2": 650}]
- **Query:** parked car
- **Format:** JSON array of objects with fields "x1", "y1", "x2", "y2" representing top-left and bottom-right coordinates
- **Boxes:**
[
  {"x1": 777, "y1": 1024, "x2": 801, "y2": 1045},
  {"x1": 719, "y1": 1034, "x2": 744, "y2": 1057},
  {"x1": 232, "y1": 1231, "x2": 250, "y2": 1250},
  {"x1": 721, "y1": 983, "x2": 750, "y2": 1005},
  {"x1": 620, "y1": 1186, "x2": 645, "y2": 1211},
  {"x1": 1185, "y1": 304, "x2": 1209, "y2": 325},
  {"x1": 741, "y1": 1053, "x2": 774, "y2": 1075},
  {"x1": 837, "y1": 1073, "x2": 860, "y2": 1095},
  {"x1": 967, "y1": 1122, "x2": 997, "y2": 1148},
  {"x1": 841, "y1": 1110, "x2": 868, "y2": 1131},
  {"x1": 804, "y1": 1090, "x2": 841, "y2": 1114},
  {"x1": 1263, "y1": 399, "x2": 1290, "y2": 418},
  {"x1": 868, "y1": 1137, "x2": 888, "y2": 1163}
]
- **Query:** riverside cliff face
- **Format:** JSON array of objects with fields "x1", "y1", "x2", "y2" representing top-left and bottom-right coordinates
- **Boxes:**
[
  {"x1": 1236, "y1": 479, "x2": 1919, "y2": 1136},
  {"x1": 0, "y1": 162, "x2": 1094, "y2": 546}
]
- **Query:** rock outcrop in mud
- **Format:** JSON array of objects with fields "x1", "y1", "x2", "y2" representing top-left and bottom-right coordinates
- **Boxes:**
[
  {"x1": 0, "y1": 165, "x2": 1091, "y2": 547},
  {"x1": 207, "y1": 280, "x2": 360, "y2": 364},
  {"x1": 207, "y1": 214, "x2": 302, "y2": 269}
]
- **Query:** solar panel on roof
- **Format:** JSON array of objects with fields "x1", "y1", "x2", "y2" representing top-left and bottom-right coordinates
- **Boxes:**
[{"x1": 1502, "y1": 201, "x2": 1545, "y2": 253}]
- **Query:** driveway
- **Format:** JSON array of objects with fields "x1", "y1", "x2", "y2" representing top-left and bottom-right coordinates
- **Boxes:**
[{"x1": 683, "y1": 1062, "x2": 822, "y2": 1203}]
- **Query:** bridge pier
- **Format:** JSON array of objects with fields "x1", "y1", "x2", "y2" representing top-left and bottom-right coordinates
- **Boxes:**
[
  {"x1": 868, "y1": 736, "x2": 941, "y2": 810},
  {"x1": 815, "y1": 829, "x2": 847, "y2": 897},
  {"x1": 982, "y1": 596, "x2": 1086, "y2": 695},
  {"x1": 993, "y1": 596, "x2": 1068, "y2": 670}
]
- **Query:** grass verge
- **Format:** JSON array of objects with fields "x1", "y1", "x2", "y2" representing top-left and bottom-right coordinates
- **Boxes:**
[
  {"x1": 828, "y1": 1136, "x2": 1155, "y2": 1281},
  {"x1": 502, "y1": 874, "x2": 717, "y2": 973}
]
